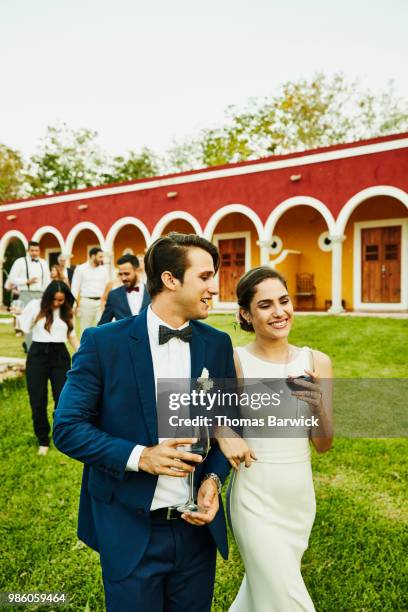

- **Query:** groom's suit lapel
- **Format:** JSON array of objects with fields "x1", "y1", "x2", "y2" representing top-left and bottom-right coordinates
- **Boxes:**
[{"x1": 129, "y1": 309, "x2": 157, "y2": 444}]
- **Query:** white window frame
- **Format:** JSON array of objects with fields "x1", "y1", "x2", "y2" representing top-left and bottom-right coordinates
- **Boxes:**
[
  {"x1": 353, "y1": 218, "x2": 408, "y2": 311},
  {"x1": 212, "y1": 231, "x2": 251, "y2": 309}
]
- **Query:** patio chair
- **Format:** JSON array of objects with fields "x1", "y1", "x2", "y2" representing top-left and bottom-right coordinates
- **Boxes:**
[{"x1": 295, "y1": 273, "x2": 316, "y2": 310}]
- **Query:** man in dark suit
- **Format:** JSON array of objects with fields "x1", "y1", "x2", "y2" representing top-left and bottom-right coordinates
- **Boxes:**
[
  {"x1": 53, "y1": 233, "x2": 235, "y2": 612},
  {"x1": 98, "y1": 254, "x2": 150, "y2": 325}
]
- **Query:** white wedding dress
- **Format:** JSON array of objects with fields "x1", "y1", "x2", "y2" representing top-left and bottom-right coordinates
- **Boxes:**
[{"x1": 228, "y1": 346, "x2": 316, "y2": 612}]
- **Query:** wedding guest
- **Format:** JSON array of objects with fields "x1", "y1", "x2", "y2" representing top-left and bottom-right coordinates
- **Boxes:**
[
  {"x1": 57, "y1": 253, "x2": 74, "y2": 285},
  {"x1": 98, "y1": 254, "x2": 150, "y2": 325},
  {"x1": 217, "y1": 267, "x2": 333, "y2": 612},
  {"x1": 17, "y1": 281, "x2": 79, "y2": 456},
  {"x1": 70, "y1": 247, "x2": 109, "y2": 335},
  {"x1": 6, "y1": 241, "x2": 51, "y2": 351},
  {"x1": 6, "y1": 241, "x2": 50, "y2": 301},
  {"x1": 50, "y1": 263, "x2": 69, "y2": 285}
]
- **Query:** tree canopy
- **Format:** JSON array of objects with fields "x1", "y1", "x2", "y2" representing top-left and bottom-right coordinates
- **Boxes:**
[
  {"x1": 0, "y1": 145, "x2": 26, "y2": 202},
  {"x1": 167, "y1": 74, "x2": 408, "y2": 170}
]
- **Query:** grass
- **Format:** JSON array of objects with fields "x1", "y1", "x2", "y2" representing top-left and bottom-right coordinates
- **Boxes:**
[{"x1": 0, "y1": 315, "x2": 407, "y2": 611}]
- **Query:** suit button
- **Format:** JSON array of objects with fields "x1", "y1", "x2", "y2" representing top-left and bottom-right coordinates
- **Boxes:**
[{"x1": 136, "y1": 508, "x2": 144, "y2": 515}]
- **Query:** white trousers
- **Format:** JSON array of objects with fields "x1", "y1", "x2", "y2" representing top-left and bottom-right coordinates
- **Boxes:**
[{"x1": 79, "y1": 297, "x2": 102, "y2": 335}]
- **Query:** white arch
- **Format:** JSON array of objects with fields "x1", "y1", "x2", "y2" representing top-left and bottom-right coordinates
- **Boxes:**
[
  {"x1": 31, "y1": 225, "x2": 65, "y2": 251},
  {"x1": 65, "y1": 222, "x2": 106, "y2": 256},
  {"x1": 0, "y1": 230, "x2": 29, "y2": 259},
  {"x1": 105, "y1": 217, "x2": 151, "y2": 253},
  {"x1": 336, "y1": 186, "x2": 408, "y2": 235},
  {"x1": 264, "y1": 196, "x2": 336, "y2": 238},
  {"x1": 151, "y1": 211, "x2": 203, "y2": 241},
  {"x1": 204, "y1": 204, "x2": 264, "y2": 240}
]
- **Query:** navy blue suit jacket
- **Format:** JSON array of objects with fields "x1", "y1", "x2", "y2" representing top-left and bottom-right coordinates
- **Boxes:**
[
  {"x1": 53, "y1": 308, "x2": 235, "y2": 581},
  {"x1": 98, "y1": 283, "x2": 150, "y2": 325}
]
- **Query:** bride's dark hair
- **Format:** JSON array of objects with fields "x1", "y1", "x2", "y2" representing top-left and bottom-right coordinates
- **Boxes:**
[{"x1": 237, "y1": 267, "x2": 288, "y2": 332}]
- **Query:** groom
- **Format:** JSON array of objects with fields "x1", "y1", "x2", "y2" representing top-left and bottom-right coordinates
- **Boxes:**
[{"x1": 53, "y1": 232, "x2": 235, "y2": 612}]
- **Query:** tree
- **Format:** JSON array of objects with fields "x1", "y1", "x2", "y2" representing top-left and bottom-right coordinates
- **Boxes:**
[
  {"x1": 167, "y1": 74, "x2": 408, "y2": 169},
  {"x1": 100, "y1": 147, "x2": 160, "y2": 184},
  {"x1": 26, "y1": 124, "x2": 107, "y2": 196},
  {"x1": 0, "y1": 145, "x2": 26, "y2": 203}
]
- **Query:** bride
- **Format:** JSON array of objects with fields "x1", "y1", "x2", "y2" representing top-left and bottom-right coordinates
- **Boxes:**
[{"x1": 217, "y1": 267, "x2": 333, "y2": 612}]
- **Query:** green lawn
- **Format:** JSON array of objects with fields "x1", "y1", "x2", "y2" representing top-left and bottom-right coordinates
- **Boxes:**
[{"x1": 0, "y1": 315, "x2": 407, "y2": 611}]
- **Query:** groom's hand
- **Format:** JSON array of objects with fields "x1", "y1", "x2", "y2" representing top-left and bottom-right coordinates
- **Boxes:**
[
  {"x1": 182, "y1": 478, "x2": 219, "y2": 527},
  {"x1": 138, "y1": 438, "x2": 202, "y2": 476}
]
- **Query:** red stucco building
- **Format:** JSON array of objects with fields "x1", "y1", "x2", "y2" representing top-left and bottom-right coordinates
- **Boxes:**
[{"x1": 1, "y1": 132, "x2": 407, "y2": 312}]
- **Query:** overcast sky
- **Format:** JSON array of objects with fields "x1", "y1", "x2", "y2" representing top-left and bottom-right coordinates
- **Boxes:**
[{"x1": 1, "y1": 0, "x2": 406, "y2": 160}]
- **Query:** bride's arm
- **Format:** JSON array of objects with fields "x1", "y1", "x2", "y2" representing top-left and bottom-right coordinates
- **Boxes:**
[
  {"x1": 215, "y1": 349, "x2": 257, "y2": 469},
  {"x1": 291, "y1": 350, "x2": 333, "y2": 453}
]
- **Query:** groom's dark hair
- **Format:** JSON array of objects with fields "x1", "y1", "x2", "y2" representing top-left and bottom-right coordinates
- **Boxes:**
[{"x1": 144, "y1": 232, "x2": 220, "y2": 299}]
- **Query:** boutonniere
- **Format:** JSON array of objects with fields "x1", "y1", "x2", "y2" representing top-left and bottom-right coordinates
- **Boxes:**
[{"x1": 197, "y1": 367, "x2": 214, "y2": 393}]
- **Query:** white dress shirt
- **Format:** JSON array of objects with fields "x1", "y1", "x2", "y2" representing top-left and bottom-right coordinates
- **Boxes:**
[
  {"x1": 71, "y1": 262, "x2": 109, "y2": 299},
  {"x1": 17, "y1": 299, "x2": 76, "y2": 342},
  {"x1": 126, "y1": 282, "x2": 144, "y2": 315},
  {"x1": 7, "y1": 256, "x2": 51, "y2": 292},
  {"x1": 126, "y1": 306, "x2": 191, "y2": 510}
]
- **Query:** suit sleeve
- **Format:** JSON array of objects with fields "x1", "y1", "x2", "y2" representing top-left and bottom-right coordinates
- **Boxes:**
[
  {"x1": 202, "y1": 334, "x2": 236, "y2": 485},
  {"x1": 98, "y1": 291, "x2": 115, "y2": 325},
  {"x1": 53, "y1": 328, "x2": 135, "y2": 480}
]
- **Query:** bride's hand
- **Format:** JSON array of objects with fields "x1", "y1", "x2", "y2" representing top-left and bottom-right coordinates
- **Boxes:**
[
  {"x1": 216, "y1": 427, "x2": 257, "y2": 469},
  {"x1": 289, "y1": 369, "x2": 323, "y2": 411}
]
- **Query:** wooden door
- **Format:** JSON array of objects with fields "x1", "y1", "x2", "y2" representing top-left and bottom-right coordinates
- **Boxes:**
[
  {"x1": 218, "y1": 238, "x2": 246, "y2": 302},
  {"x1": 361, "y1": 226, "x2": 401, "y2": 303}
]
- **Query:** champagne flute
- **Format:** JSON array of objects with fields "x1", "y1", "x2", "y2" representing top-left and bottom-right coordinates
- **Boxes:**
[{"x1": 177, "y1": 426, "x2": 210, "y2": 514}]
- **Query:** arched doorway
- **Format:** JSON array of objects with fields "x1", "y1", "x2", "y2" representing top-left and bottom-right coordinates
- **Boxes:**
[
  {"x1": 69, "y1": 229, "x2": 104, "y2": 268},
  {"x1": 158, "y1": 218, "x2": 196, "y2": 235},
  {"x1": 207, "y1": 209, "x2": 262, "y2": 307},
  {"x1": 32, "y1": 226, "x2": 65, "y2": 268},
  {"x1": 268, "y1": 205, "x2": 332, "y2": 310},
  {"x1": 112, "y1": 224, "x2": 147, "y2": 268},
  {"x1": 342, "y1": 195, "x2": 408, "y2": 310}
]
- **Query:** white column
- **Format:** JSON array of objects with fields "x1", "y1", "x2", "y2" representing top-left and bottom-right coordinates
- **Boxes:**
[
  {"x1": 256, "y1": 240, "x2": 271, "y2": 266},
  {"x1": 328, "y1": 235, "x2": 346, "y2": 314},
  {"x1": 103, "y1": 251, "x2": 115, "y2": 280}
]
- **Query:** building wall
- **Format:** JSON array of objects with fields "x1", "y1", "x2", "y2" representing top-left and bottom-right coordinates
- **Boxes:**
[{"x1": 1, "y1": 137, "x2": 406, "y2": 241}]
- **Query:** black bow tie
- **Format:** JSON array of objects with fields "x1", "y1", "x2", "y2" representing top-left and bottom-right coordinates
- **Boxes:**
[
  {"x1": 158, "y1": 325, "x2": 192, "y2": 345},
  {"x1": 31, "y1": 258, "x2": 39, "y2": 263},
  {"x1": 126, "y1": 286, "x2": 140, "y2": 293}
]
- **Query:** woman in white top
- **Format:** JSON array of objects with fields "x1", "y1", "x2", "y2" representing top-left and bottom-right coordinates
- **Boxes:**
[
  {"x1": 217, "y1": 267, "x2": 333, "y2": 612},
  {"x1": 17, "y1": 281, "x2": 79, "y2": 455}
]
